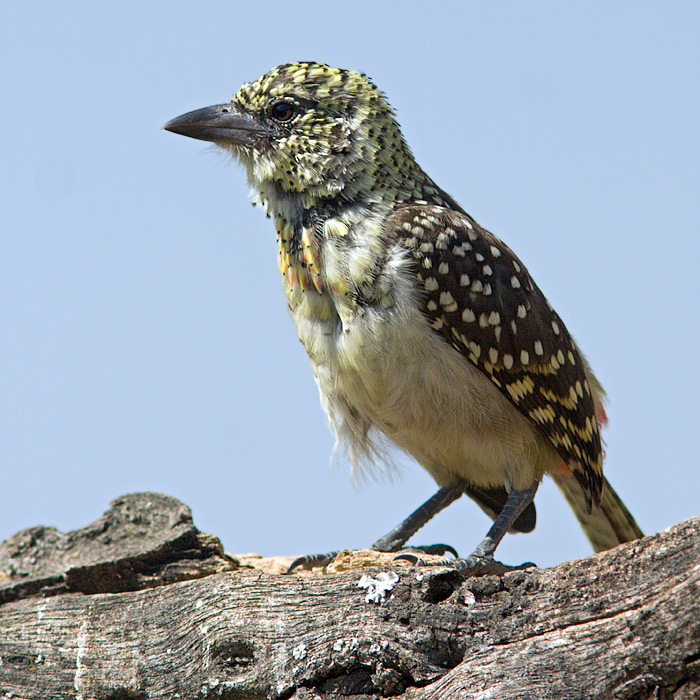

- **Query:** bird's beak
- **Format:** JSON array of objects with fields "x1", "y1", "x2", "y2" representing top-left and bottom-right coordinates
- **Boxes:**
[{"x1": 163, "y1": 104, "x2": 267, "y2": 146}]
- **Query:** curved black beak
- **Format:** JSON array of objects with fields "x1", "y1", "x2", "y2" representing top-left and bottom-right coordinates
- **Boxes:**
[{"x1": 163, "y1": 104, "x2": 267, "y2": 146}]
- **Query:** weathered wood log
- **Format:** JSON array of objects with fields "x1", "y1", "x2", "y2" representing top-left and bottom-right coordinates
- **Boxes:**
[{"x1": 0, "y1": 492, "x2": 698, "y2": 700}]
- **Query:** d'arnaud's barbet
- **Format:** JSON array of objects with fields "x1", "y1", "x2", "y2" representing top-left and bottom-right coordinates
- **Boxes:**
[{"x1": 165, "y1": 62, "x2": 642, "y2": 572}]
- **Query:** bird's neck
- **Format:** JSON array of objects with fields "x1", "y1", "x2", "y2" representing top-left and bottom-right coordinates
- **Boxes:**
[
  {"x1": 259, "y1": 184, "x2": 385, "y2": 295},
  {"x1": 257, "y1": 158, "x2": 443, "y2": 239},
  {"x1": 251, "y1": 150, "x2": 458, "y2": 296}
]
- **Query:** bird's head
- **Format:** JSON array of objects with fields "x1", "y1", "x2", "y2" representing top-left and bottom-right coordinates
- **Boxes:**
[{"x1": 165, "y1": 62, "x2": 427, "y2": 214}]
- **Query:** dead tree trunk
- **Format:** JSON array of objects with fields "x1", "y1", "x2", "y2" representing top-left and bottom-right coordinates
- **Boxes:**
[{"x1": 0, "y1": 492, "x2": 698, "y2": 700}]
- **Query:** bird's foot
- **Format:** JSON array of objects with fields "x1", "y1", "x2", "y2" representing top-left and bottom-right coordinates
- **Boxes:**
[
  {"x1": 285, "y1": 541, "x2": 459, "y2": 574},
  {"x1": 383, "y1": 543, "x2": 459, "y2": 558},
  {"x1": 285, "y1": 551, "x2": 338, "y2": 574},
  {"x1": 395, "y1": 550, "x2": 535, "y2": 576}
]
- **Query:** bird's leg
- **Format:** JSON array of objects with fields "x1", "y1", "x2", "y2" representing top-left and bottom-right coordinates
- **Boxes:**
[
  {"x1": 285, "y1": 484, "x2": 464, "y2": 574},
  {"x1": 397, "y1": 483, "x2": 539, "y2": 573},
  {"x1": 463, "y1": 483, "x2": 539, "y2": 565},
  {"x1": 371, "y1": 483, "x2": 464, "y2": 555}
]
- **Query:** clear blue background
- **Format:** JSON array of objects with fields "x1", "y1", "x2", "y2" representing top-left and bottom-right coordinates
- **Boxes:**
[{"x1": 2, "y1": 2, "x2": 698, "y2": 568}]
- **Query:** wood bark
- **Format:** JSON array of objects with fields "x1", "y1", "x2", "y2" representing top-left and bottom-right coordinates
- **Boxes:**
[{"x1": 0, "y1": 492, "x2": 698, "y2": 700}]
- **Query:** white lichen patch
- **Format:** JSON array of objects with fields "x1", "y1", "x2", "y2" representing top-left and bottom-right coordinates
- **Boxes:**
[
  {"x1": 357, "y1": 571, "x2": 399, "y2": 603},
  {"x1": 292, "y1": 643, "x2": 307, "y2": 660}
]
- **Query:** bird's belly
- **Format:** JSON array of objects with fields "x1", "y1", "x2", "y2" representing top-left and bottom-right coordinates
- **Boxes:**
[{"x1": 293, "y1": 296, "x2": 558, "y2": 491}]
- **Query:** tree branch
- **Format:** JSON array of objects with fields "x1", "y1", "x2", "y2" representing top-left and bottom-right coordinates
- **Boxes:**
[{"x1": 1, "y1": 493, "x2": 698, "y2": 699}]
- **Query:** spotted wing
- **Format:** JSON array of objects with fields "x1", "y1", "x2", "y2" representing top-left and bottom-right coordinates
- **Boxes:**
[{"x1": 387, "y1": 203, "x2": 603, "y2": 504}]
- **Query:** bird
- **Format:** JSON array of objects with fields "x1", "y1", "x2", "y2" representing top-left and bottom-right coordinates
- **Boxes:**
[{"x1": 164, "y1": 61, "x2": 643, "y2": 571}]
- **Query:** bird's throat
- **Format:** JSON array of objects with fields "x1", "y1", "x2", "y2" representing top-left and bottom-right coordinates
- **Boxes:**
[{"x1": 276, "y1": 217, "x2": 323, "y2": 294}]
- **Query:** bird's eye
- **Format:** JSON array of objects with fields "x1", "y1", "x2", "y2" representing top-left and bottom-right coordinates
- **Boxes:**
[{"x1": 269, "y1": 101, "x2": 297, "y2": 122}]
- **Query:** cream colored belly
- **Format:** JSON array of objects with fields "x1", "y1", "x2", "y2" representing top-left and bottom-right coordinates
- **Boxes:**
[{"x1": 292, "y1": 297, "x2": 560, "y2": 492}]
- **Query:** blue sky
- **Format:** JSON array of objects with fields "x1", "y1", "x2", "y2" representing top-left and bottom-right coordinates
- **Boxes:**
[{"x1": 2, "y1": 2, "x2": 698, "y2": 568}]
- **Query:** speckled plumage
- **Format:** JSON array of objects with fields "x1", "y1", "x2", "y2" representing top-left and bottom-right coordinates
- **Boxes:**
[{"x1": 166, "y1": 62, "x2": 643, "y2": 555}]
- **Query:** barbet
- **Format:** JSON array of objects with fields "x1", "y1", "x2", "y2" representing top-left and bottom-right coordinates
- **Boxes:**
[{"x1": 165, "y1": 62, "x2": 642, "y2": 571}]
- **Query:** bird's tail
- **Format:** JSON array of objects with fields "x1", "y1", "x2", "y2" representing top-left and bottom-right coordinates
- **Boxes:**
[{"x1": 552, "y1": 472, "x2": 643, "y2": 553}]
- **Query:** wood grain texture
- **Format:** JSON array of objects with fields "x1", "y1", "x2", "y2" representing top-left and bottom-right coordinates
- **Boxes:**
[{"x1": 0, "y1": 493, "x2": 698, "y2": 700}]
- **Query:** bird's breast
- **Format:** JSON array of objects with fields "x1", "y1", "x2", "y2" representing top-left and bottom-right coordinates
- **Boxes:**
[{"x1": 277, "y1": 227, "x2": 559, "y2": 489}]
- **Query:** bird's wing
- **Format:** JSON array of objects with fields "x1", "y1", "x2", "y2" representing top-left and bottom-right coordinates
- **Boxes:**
[{"x1": 385, "y1": 202, "x2": 603, "y2": 504}]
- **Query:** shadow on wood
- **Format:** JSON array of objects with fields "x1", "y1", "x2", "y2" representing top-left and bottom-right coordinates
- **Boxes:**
[{"x1": 1, "y1": 492, "x2": 698, "y2": 699}]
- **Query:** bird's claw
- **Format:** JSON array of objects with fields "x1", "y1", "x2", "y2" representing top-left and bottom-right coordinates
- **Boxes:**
[
  {"x1": 395, "y1": 551, "x2": 536, "y2": 576},
  {"x1": 387, "y1": 543, "x2": 459, "y2": 558},
  {"x1": 394, "y1": 552, "x2": 455, "y2": 567},
  {"x1": 285, "y1": 551, "x2": 338, "y2": 574}
]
